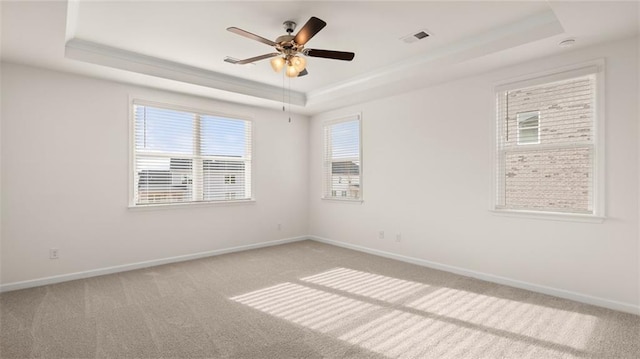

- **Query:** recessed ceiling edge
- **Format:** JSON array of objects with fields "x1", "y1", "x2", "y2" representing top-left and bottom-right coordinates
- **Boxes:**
[{"x1": 64, "y1": 38, "x2": 307, "y2": 107}]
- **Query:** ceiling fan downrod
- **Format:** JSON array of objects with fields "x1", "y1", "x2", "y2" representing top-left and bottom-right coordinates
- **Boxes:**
[{"x1": 283, "y1": 20, "x2": 296, "y2": 34}]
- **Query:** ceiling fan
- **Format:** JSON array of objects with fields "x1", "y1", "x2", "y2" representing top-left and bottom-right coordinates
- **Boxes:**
[{"x1": 225, "y1": 16, "x2": 355, "y2": 78}]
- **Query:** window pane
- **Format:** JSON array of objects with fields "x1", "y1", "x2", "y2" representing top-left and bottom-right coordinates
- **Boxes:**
[
  {"x1": 331, "y1": 120, "x2": 360, "y2": 159},
  {"x1": 504, "y1": 78, "x2": 593, "y2": 148},
  {"x1": 203, "y1": 160, "x2": 246, "y2": 201},
  {"x1": 324, "y1": 118, "x2": 361, "y2": 199},
  {"x1": 201, "y1": 116, "x2": 247, "y2": 157},
  {"x1": 135, "y1": 106, "x2": 194, "y2": 154},
  {"x1": 519, "y1": 128, "x2": 539, "y2": 144},
  {"x1": 503, "y1": 147, "x2": 592, "y2": 213},
  {"x1": 136, "y1": 157, "x2": 193, "y2": 204},
  {"x1": 517, "y1": 111, "x2": 540, "y2": 145}
]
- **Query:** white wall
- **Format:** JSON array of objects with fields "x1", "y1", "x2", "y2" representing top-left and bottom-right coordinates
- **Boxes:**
[
  {"x1": 637, "y1": 25, "x2": 640, "y2": 310},
  {"x1": 309, "y1": 37, "x2": 639, "y2": 310},
  {"x1": 0, "y1": 3, "x2": 3, "y2": 287},
  {"x1": 0, "y1": 63, "x2": 309, "y2": 285}
]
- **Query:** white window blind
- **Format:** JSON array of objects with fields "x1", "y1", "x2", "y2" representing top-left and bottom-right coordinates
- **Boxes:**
[
  {"x1": 133, "y1": 102, "x2": 252, "y2": 206},
  {"x1": 496, "y1": 72, "x2": 597, "y2": 214},
  {"x1": 323, "y1": 116, "x2": 361, "y2": 200}
]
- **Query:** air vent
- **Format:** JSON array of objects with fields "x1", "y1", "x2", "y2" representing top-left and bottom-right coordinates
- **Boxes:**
[
  {"x1": 400, "y1": 29, "x2": 431, "y2": 44},
  {"x1": 414, "y1": 31, "x2": 429, "y2": 39}
]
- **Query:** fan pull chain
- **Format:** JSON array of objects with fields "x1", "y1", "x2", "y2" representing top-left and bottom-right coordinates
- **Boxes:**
[
  {"x1": 288, "y1": 76, "x2": 292, "y2": 123},
  {"x1": 282, "y1": 70, "x2": 285, "y2": 112}
]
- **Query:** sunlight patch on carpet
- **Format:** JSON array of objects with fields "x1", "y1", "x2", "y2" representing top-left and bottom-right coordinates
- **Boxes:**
[
  {"x1": 301, "y1": 267, "x2": 428, "y2": 303},
  {"x1": 231, "y1": 283, "x2": 378, "y2": 332},
  {"x1": 406, "y1": 286, "x2": 598, "y2": 349},
  {"x1": 230, "y1": 269, "x2": 598, "y2": 358}
]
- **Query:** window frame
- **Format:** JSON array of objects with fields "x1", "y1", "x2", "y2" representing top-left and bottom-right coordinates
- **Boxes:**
[
  {"x1": 492, "y1": 61, "x2": 605, "y2": 222},
  {"x1": 128, "y1": 98, "x2": 254, "y2": 208},
  {"x1": 322, "y1": 114, "x2": 363, "y2": 203}
]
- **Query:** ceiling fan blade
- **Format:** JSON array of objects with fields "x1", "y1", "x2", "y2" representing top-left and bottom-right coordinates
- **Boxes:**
[
  {"x1": 231, "y1": 53, "x2": 280, "y2": 65},
  {"x1": 297, "y1": 69, "x2": 308, "y2": 77},
  {"x1": 304, "y1": 49, "x2": 355, "y2": 61},
  {"x1": 227, "y1": 27, "x2": 277, "y2": 47},
  {"x1": 293, "y1": 17, "x2": 326, "y2": 45}
]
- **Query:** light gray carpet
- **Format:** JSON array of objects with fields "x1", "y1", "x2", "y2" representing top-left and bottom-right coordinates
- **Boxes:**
[{"x1": 1, "y1": 240, "x2": 638, "y2": 358}]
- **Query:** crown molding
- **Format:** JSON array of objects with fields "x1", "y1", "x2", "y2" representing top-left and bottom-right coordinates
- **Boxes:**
[{"x1": 65, "y1": 38, "x2": 306, "y2": 106}]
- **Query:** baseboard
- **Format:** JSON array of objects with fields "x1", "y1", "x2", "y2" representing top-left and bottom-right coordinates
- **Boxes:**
[
  {"x1": 309, "y1": 235, "x2": 640, "y2": 315},
  {"x1": 4, "y1": 234, "x2": 638, "y2": 316},
  {"x1": 0, "y1": 236, "x2": 308, "y2": 293}
]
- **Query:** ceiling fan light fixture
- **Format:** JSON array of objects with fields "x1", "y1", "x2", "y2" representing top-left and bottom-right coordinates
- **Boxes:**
[
  {"x1": 285, "y1": 64, "x2": 300, "y2": 78},
  {"x1": 291, "y1": 55, "x2": 306, "y2": 72},
  {"x1": 270, "y1": 57, "x2": 285, "y2": 72}
]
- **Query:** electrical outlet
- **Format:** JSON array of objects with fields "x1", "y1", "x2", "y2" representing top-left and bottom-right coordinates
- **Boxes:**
[
  {"x1": 49, "y1": 248, "x2": 59, "y2": 259},
  {"x1": 378, "y1": 231, "x2": 385, "y2": 239},
  {"x1": 395, "y1": 233, "x2": 402, "y2": 242}
]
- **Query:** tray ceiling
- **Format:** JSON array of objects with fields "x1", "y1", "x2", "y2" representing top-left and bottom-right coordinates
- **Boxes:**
[{"x1": 2, "y1": 1, "x2": 638, "y2": 114}]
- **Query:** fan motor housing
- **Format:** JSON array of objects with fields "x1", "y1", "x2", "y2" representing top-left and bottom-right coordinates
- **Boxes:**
[
  {"x1": 275, "y1": 34, "x2": 295, "y2": 44},
  {"x1": 275, "y1": 34, "x2": 300, "y2": 55}
]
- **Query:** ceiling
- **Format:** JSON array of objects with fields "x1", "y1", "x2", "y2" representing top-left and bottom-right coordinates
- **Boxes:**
[{"x1": 2, "y1": 1, "x2": 638, "y2": 115}]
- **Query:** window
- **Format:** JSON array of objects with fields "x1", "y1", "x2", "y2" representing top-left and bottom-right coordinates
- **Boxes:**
[
  {"x1": 516, "y1": 111, "x2": 540, "y2": 145},
  {"x1": 132, "y1": 101, "x2": 252, "y2": 206},
  {"x1": 323, "y1": 115, "x2": 361, "y2": 200},
  {"x1": 495, "y1": 66, "x2": 602, "y2": 216}
]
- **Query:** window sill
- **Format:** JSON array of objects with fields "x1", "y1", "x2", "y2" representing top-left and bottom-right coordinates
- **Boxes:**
[
  {"x1": 321, "y1": 197, "x2": 364, "y2": 204},
  {"x1": 490, "y1": 209, "x2": 605, "y2": 223},
  {"x1": 128, "y1": 199, "x2": 256, "y2": 211}
]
